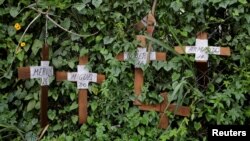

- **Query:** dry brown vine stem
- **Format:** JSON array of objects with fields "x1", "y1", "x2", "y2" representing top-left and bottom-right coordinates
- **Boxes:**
[{"x1": 15, "y1": 6, "x2": 98, "y2": 54}]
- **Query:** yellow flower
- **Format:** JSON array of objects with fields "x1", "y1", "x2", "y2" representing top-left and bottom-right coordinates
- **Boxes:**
[
  {"x1": 20, "y1": 42, "x2": 26, "y2": 47},
  {"x1": 14, "y1": 23, "x2": 21, "y2": 31}
]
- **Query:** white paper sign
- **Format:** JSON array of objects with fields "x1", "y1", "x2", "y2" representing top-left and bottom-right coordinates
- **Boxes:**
[
  {"x1": 124, "y1": 48, "x2": 157, "y2": 68},
  {"x1": 195, "y1": 47, "x2": 208, "y2": 61},
  {"x1": 41, "y1": 61, "x2": 53, "y2": 86},
  {"x1": 30, "y1": 61, "x2": 53, "y2": 86},
  {"x1": 77, "y1": 80, "x2": 89, "y2": 89},
  {"x1": 30, "y1": 66, "x2": 53, "y2": 79},
  {"x1": 185, "y1": 39, "x2": 221, "y2": 61},
  {"x1": 141, "y1": 16, "x2": 147, "y2": 27},
  {"x1": 67, "y1": 72, "x2": 78, "y2": 82},
  {"x1": 135, "y1": 48, "x2": 147, "y2": 67},
  {"x1": 208, "y1": 46, "x2": 220, "y2": 55},
  {"x1": 67, "y1": 65, "x2": 97, "y2": 89}
]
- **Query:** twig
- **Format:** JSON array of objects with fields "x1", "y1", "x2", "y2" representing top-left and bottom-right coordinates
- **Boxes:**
[
  {"x1": 0, "y1": 13, "x2": 41, "y2": 79},
  {"x1": 46, "y1": 14, "x2": 98, "y2": 38},
  {"x1": 38, "y1": 124, "x2": 49, "y2": 141},
  {"x1": 151, "y1": 0, "x2": 157, "y2": 16},
  {"x1": 15, "y1": 13, "x2": 41, "y2": 53}
]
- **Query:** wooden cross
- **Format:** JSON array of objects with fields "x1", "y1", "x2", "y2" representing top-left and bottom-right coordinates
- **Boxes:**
[
  {"x1": 116, "y1": 35, "x2": 166, "y2": 105},
  {"x1": 18, "y1": 43, "x2": 53, "y2": 127},
  {"x1": 139, "y1": 93, "x2": 190, "y2": 129},
  {"x1": 175, "y1": 32, "x2": 231, "y2": 87},
  {"x1": 134, "y1": 0, "x2": 157, "y2": 32},
  {"x1": 56, "y1": 56, "x2": 105, "y2": 124}
]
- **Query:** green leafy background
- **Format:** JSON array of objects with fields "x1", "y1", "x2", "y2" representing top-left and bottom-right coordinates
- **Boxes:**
[{"x1": 0, "y1": 0, "x2": 250, "y2": 140}]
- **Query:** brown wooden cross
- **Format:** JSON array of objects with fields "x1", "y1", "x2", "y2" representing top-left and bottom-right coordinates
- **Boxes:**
[
  {"x1": 116, "y1": 35, "x2": 166, "y2": 105},
  {"x1": 139, "y1": 93, "x2": 190, "y2": 129},
  {"x1": 56, "y1": 56, "x2": 105, "y2": 124},
  {"x1": 18, "y1": 43, "x2": 53, "y2": 127},
  {"x1": 175, "y1": 32, "x2": 231, "y2": 87}
]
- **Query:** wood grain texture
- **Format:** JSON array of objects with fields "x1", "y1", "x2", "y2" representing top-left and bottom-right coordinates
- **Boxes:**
[
  {"x1": 134, "y1": 68, "x2": 144, "y2": 106},
  {"x1": 116, "y1": 53, "x2": 124, "y2": 61},
  {"x1": 146, "y1": 13, "x2": 155, "y2": 35},
  {"x1": 56, "y1": 71, "x2": 67, "y2": 81},
  {"x1": 134, "y1": 21, "x2": 145, "y2": 31},
  {"x1": 18, "y1": 67, "x2": 30, "y2": 79},
  {"x1": 139, "y1": 104, "x2": 161, "y2": 112},
  {"x1": 158, "y1": 113, "x2": 168, "y2": 129},
  {"x1": 155, "y1": 52, "x2": 166, "y2": 61},
  {"x1": 78, "y1": 89, "x2": 88, "y2": 124},
  {"x1": 40, "y1": 43, "x2": 49, "y2": 128},
  {"x1": 40, "y1": 86, "x2": 48, "y2": 127},
  {"x1": 42, "y1": 44, "x2": 49, "y2": 60},
  {"x1": 220, "y1": 47, "x2": 231, "y2": 56},
  {"x1": 78, "y1": 56, "x2": 88, "y2": 124},
  {"x1": 136, "y1": 35, "x2": 146, "y2": 47},
  {"x1": 167, "y1": 105, "x2": 190, "y2": 117},
  {"x1": 196, "y1": 32, "x2": 208, "y2": 39},
  {"x1": 79, "y1": 56, "x2": 88, "y2": 65}
]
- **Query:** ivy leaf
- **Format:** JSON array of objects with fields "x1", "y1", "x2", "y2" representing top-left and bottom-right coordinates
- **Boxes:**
[
  {"x1": 73, "y1": 3, "x2": 87, "y2": 11},
  {"x1": 245, "y1": 15, "x2": 250, "y2": 23},
  {"x1": 10, "y1": 7, "x2": 19, "y2": 17},
  {"x1": 70, "y1": 102, "x2": 78, "y2": 110},
  {"x1": 137, "y1": 127, "x2": 145, "y2": 136},
  {"x1": 0, "y1": 0, "x2": 5, "y2": 5},
  {"x1": 68, "y1": 61, "x2": 75, "y2": 69},
  {"x1": 70, "y1": 93, "x2": 76, "y2": 101},
  {"x1": 103, "y1": 36, "x2": 115, "y2": 45},
  {"x1": 90, "y1": 101, "x2": 98, "y2": 111},
  {"x1": 80, "y1": 48, "x2": 89, "y2": 57},
  {"x1": 16, "y1": 50, "x2": 24, "y2": 61},
  {"x1": 8, "y1": 26, "x2": 16, "y2": 37},
  {"x1": 31, "y1": 39, "x2": 43, "y2": 56},
  {"x1": 27, "y1": 100, "x2": 36, "y2": 112},
  {"x1": 238, "y1": 0, "x2": 247, "y2": 4},
  {"x1": 194, "y1": 122, "x2": 201, "y2": 131},
  {"x1": 246, "y1": 45, "x2": 250, "y2": 50},
  {"x1": 92, "y1": 0, "x2": 102, "y2": 8},
  {"x1": 71, "y1": 115, "x2": 78, "y2": 124},
  {"x1": 61, "y1": 18, "x2": 71, "y2": 30},
  {"x1": 48, "y1": 110, "x2": 56, "y2": 120}
]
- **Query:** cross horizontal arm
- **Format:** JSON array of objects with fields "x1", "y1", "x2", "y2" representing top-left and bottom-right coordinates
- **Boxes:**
[
  {"x1": 139, "y1": 103, "x2": 190, "y2": 116},
  {"x1": 116, "y1": 52, "x2": 166, "y2": 61},
  {"x1": 56, "y1": 71, "x2": 105, "y2": 84},
  {"x1": 18, "y1": 67, "x2": 30, "y2": 79},
  {"x1": 174, "y1": 46, "x2": 231, "y2": 56},
  {"x1": 167, "y1": 104, "x2": 190, "y2": 117},
  {"x1": 139, "y1": 104, "x2": 161, "y2": 112}
]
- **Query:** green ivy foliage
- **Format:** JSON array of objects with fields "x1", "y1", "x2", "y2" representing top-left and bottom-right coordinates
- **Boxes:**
[{"x1": 0, "y1": 0, "x2": 249, "y2": 140}]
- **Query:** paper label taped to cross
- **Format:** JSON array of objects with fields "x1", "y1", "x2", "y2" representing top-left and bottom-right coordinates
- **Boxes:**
[
  {"x1": 185, "y1": 39, "x2": 221, "y2": 61},
  {"x1": 30, "y1": 61, "x2": 53, "y2": 86},
  {"x1": 124, "y1": 48, "x2": 156, "y2": 68},
  {"x1": 67, "y1": 65, "x2": 97, "y2": 89}
]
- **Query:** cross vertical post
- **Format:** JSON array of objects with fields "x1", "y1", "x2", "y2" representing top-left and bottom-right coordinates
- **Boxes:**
[
  {"x1": 175, "y1": 32, "x2": 231, "y2": 88},
  {"x1": 116, "y1": 35, "x2": 166, "y2": 105},
  {"x1": 18, "y1": 43, "x2": 53, "y2": 127},
  {"x1": 56, "y1": 55, "x2": 105, "y2": 124}
]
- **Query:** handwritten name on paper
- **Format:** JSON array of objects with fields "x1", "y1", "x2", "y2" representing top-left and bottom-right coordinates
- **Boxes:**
[
  {"x1": 67, "y1": 73, "x2": 97, "y2": 82},
  {"x1": 30, "y1": 66, "x2": 53, "y2": 78},
  {"x1": 185, "y1": 46, "x2": 221, "y2": 61},
  {"x1": 67, "y1": 65, "x2": 98, "y2": 89},
  {"x1": 124, "y1": 48, "x2": 156, "y2": 68}
]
